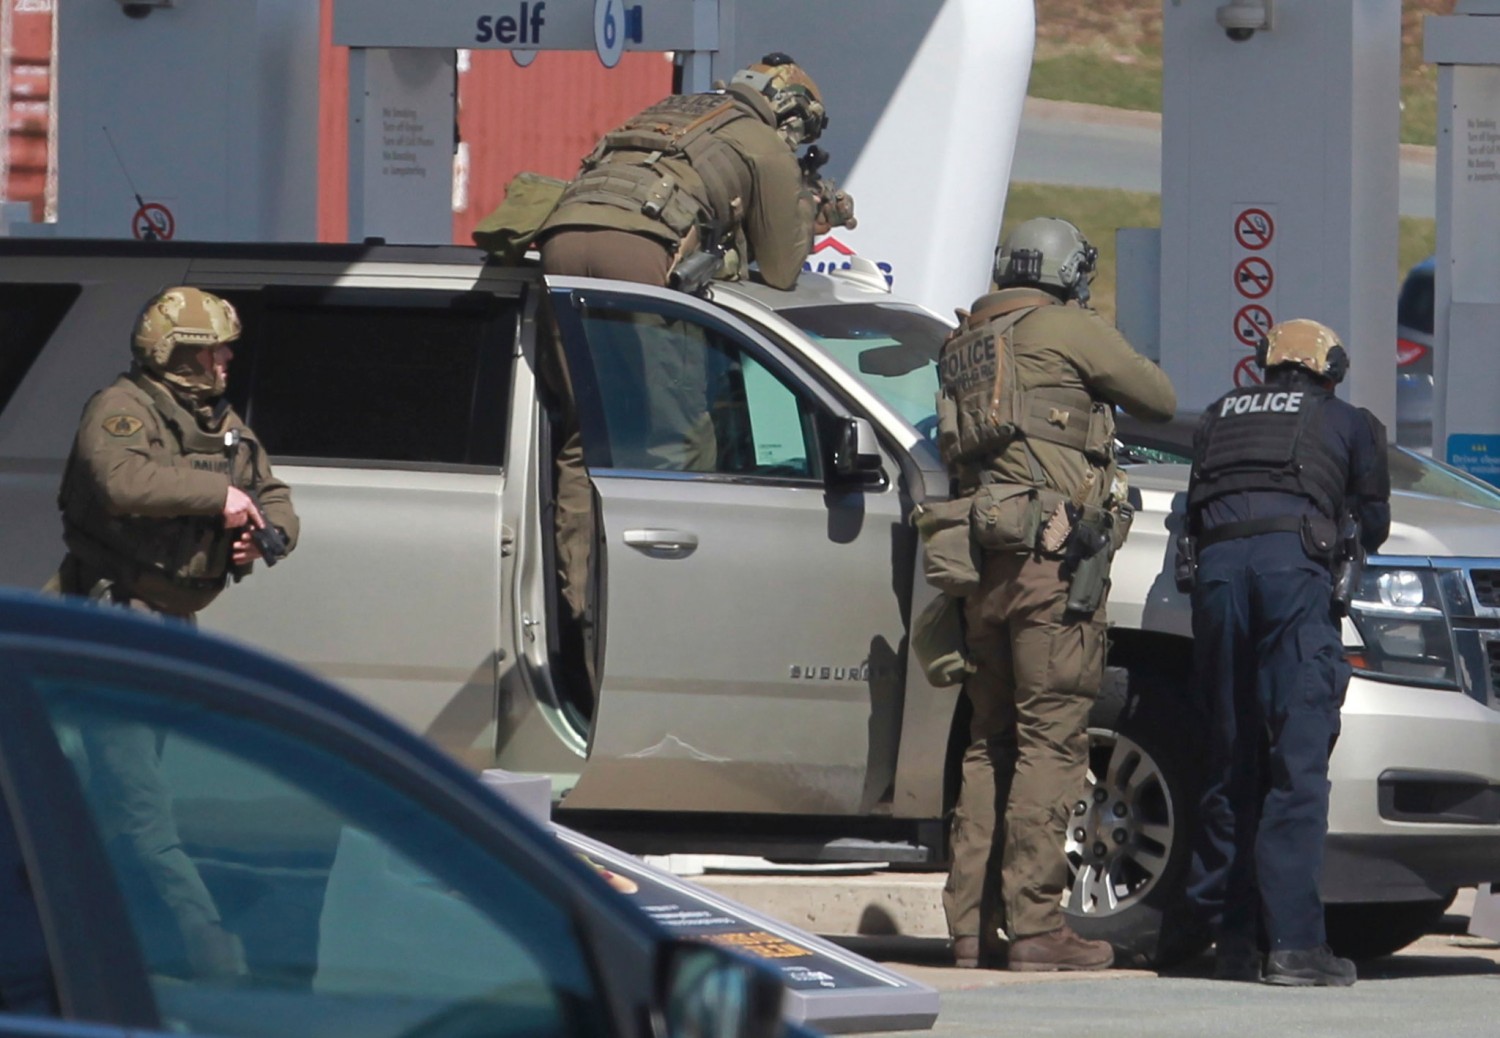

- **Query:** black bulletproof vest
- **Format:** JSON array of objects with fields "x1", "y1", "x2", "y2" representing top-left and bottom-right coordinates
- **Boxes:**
[{"x1": 1187, "y1": 384, "x2": 1347, "y2": 519}]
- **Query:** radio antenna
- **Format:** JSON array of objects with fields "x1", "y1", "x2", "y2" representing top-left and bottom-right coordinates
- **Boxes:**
[{"x1": 102, "y1": 125, "x2": 156, "y2": 240}]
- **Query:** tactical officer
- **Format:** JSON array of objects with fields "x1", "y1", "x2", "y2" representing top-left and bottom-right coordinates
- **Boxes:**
[
  {"x1": 46, "y1": 286, "x2": 299, "y2": 979},
  {"x1": 536, "y1": 53, "x2": 854, "y2": 688},
  {"x1": 1181, "y1": 319, "x2": 1389, "y2": 987},
  {"x1": 937, "y1": 217, "x2": 1176, "y2": 970},
  {"x1": 537, "y1": 52, "x2": 853, "y2": 292}
]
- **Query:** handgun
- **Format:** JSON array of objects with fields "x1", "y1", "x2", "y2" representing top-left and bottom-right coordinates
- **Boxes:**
[{"x1": 243, "y1": 489, "x2": 290, "y2": 567}]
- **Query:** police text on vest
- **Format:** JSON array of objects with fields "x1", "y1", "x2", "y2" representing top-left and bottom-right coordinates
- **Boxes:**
[{"x1": 1221, "y1": 391, "x2": 1303, "y2": 417}]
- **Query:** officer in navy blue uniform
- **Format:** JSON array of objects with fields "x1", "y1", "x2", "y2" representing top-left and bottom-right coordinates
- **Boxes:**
[{"x1": 1180, "y1": 318, "x2": 1390, "y2": 987}]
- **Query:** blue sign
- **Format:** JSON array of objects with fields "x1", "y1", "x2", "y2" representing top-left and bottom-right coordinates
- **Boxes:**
[{"x1": 1447, "y1": 433, "x2": 1500, "y2": 488}]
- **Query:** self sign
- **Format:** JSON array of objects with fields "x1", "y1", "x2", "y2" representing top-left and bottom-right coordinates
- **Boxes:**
[{"x1": 475, "y1": 2, "x2": 547, "y2": 45}]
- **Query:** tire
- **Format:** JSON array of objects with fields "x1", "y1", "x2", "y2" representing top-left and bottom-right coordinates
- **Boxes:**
[
  {"x1": 1064, "y1": 667, "x2": 1208, "y2": 968},
  {"x1": 1324, "y1": 892, "x2": 1457, "y2": 961}
]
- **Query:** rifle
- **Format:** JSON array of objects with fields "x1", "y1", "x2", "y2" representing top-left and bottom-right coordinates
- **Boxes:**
[
  {"x1": 668, "y1": 242, "x2": 725, "y2": 296},
  {"x1": 798, "y1": 145, "x2": 857, "y2": 231}
]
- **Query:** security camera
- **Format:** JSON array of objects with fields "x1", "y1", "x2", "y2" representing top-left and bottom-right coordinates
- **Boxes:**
[
  {"x1": 116, "y1": 0, "x2": 175, "y2": 18},
  {"x1": 1215, "y1": 0, "x2": 1273, "y2": 42}
]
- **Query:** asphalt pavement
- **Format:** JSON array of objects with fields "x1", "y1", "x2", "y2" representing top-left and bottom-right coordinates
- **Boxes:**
[
  {"x1": 1013, "y1": 97, "x2": 1437, "y2": 219},
  {"x1": 680, "y1": 863, "x2": 1498, "y2": 1037},
  {"x1": 845, "y1": 889, "x2": 1498, "y2": 1037}
]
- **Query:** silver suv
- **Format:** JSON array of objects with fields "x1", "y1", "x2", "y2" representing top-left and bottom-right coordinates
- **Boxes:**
[{"x1": 1, "y1": 239, "x2": 1498, "y2": 967}]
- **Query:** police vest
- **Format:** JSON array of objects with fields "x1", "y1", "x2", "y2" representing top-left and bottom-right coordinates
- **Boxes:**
[
  {"x1": 1187, "y1": 383, "x2": 1347, "y2": 519},
  {"x1": 558, "y1": 93, "x2": 757, "y2": 241},
  {"x1": 59, "y1": 375, "x2": 247, "y2": 608},
  {"x1": 935, "y1": 295, "x2": 1110, "y2": 476}
]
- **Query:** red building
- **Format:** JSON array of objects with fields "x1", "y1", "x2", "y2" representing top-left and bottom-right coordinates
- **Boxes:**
[
  {"x1": 2, "y1": 0, "x2": 54, "y2": 222},
  {"x1": 2, "y1": 0, "x2": 672, "y2": 241}
]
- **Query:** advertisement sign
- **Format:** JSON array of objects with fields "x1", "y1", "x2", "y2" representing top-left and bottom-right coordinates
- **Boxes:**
[
  {"x1": 556, "y1": 825, "x2": 939, "y2": 1033},
  {"x1": 1447, "y1": 433, "x2": 1500, "y2": 488}
]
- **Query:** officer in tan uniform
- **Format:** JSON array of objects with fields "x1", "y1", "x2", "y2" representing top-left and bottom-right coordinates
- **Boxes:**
[
  {"x1": 46, "y1": 286, "x2": 299, "y2": 980},
  {"x1": 537, "y1": 53, "x2": 854, "y2": 688},
  {"x1": 937, "y1": 218, "x2": 1176, "y2": 971},
  {"x1": 538, "y1": 51, "x2": 849, "y2": 290}
]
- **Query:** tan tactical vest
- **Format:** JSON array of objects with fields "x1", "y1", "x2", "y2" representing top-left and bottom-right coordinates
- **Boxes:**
[
  {"x1": 936, "y1": 293, "x2": 1115, "y2": 489},
  {"x1": 59, "y1": 376, "x2": 248, "y2": 611},
  {"x1": 559, "y1": 93, "x2": 755, "y2": 241}
]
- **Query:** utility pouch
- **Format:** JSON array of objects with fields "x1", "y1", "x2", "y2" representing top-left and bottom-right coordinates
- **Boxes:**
[
  {"x1": 470, "y1": 172, "x2": 568, "y2": 263},
  {"x1": 1299, "y1": 514, "x2": 1339, "y2": 563},
  {"x1": 1083, "y1": 403, "x2": 1116, "y2": 464},
  {"x1": 912, "y1": 497, "x2": 981, "y2": 597},
  {"x1": 971, "y1": 482, "x2": 1044, "y2": 554},
  {"x1": 911, "y1": 593, "x2": 975, "y2": 688},
  {"x1": 1173, "y1": 534, "x2": 1198, "y2": 594},
  {"x1": 934, "y1": 392, "x2": 962, "y2": 466}
]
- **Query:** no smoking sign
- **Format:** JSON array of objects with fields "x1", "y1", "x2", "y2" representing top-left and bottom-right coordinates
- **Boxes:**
[
  {"x1": 1234, "y1": 207, "x2": 1274, "y2": 250},
  {"x1": 132, "y1": 202, "x2": 175, "y2": 241}
]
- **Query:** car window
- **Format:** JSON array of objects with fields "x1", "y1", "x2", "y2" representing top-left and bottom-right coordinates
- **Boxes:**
[
  {"x1": 1390, "y1": 446, "x2": 1500, "y2": 509},
  {"x1": 219, "y1": 289, "x2": 515, "y2": 468},
  {"x1": 568, "y1": 303, "x2": 822, "y2": 479},
  {"x1": 23, "y1": 660, "x2": 609, "y2": 1038},
  {"x1": 778, "y1": 303, "x2": 947, "y2": 437},
  {"x1": 0, "y1": 786, "x2": 56, "y2": 1015},
  {"x1": 1397, "y1": 261, "x2": 1435, "y2": 336},
  {"x1": 0, "y1": 283, "x2": 80, "y2": 419}
]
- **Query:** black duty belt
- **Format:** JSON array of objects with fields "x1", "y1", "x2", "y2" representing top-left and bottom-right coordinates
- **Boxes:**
[{"x1": 1196, "y1": 515, "x2": 1304, "y2": 549}]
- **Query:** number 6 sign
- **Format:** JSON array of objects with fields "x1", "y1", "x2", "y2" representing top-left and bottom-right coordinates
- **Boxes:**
[{"x1": 595, "y1": 0, "x2": 623, "y2": 68}]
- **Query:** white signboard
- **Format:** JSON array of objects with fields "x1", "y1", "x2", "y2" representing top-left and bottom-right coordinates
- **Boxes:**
[
  {"x1": 1451, "y1": 66, "x2": 1500, "y2": 305},
  {"x1": 348, "y1": 48, "x2": 456, "y2": 245},
  {"x1": 333, "y1": 0, "x2": 701, "y2": 51}
]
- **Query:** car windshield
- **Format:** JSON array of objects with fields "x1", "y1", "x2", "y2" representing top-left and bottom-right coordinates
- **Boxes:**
[
  {"x1": 1115, "y1": 415, "x2": 1500, "y2": 511},
  {"x1": 779, "y1": 303, "x2": 947, "y2": 433},
  {"x1": 1389, "y1": 446, "x2": 1500, "y2": 509}
]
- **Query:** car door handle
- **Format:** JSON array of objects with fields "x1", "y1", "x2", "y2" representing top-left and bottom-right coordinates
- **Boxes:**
[{"x1": 622, "y1": 529, "x2": 699, "y2": 557}]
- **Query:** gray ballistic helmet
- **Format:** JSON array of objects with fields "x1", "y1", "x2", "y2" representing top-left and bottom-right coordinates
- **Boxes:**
[{"x1": 993, "y1": 217, "x2": 1099, "y2": 305}]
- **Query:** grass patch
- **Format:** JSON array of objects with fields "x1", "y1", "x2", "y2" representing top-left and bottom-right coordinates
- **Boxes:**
[
  {"x1": 1029, "y1": 52, "x2": 1162, "y2": 113},
  {"x1": 1000, "y1": 183, "x2": 1161, "y2": 327},
  {"x1": 1029, "y1": 0, "x2": 1450, "y2": 147},
  {"x1": 1002, "y1": 183, "x2": 1437, "y2": 325}
]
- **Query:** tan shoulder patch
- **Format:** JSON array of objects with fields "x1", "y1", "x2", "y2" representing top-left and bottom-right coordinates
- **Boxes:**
[{"x1": 101, "y1": 414, "x2": 144, "y2": 438}]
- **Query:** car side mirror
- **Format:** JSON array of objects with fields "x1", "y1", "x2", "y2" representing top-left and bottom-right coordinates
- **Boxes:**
[
  {"x1": 657, "y1": 940, "x2": 784, "y2": 1038},
  {"x1": 825, "y1": 415, "x2": 884, "y2": 487}
]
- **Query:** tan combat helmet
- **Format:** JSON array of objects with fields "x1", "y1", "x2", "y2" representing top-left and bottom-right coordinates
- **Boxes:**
[
  {"x1": 729, "y1": 52, "x2": 827, "y2": 145},
  {"x1": 1257, "y1": 318, "x2": 1349, "y2": 385},
  {"x1": 994, "y1": 217, "x2": 1099, "y2": 306},
  {"x1": 132, "y1": 286, "x2": 242, "y2": 398}
]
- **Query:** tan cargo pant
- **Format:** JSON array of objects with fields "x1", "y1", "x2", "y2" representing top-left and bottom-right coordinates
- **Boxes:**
[{"x1": 942, "y1": 549, "x2": 1107, "y2": 942}]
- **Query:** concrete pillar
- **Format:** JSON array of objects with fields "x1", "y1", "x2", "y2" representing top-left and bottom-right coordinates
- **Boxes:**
[
  {"x1": 1426, "y1": 2, "x2": 1500, "y2": 482},
  {"x1": 1160, "y1": 0, "x2": 1400, "y2": 427},
  {"x1": 54, "y1": 1, "x2": 320, "y2": 241}
]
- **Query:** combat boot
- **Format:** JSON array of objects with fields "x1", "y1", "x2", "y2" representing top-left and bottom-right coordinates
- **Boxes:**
[
  {"x1": 1263, "y1": 945, "x2": 1357, "y2": 987},
  {"x1": 1007, "y1": 925, "x2": 1114, "y2": 972},
  {"x1": 951, "y1": 928, "x2": 1008, "y2": 968}
]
